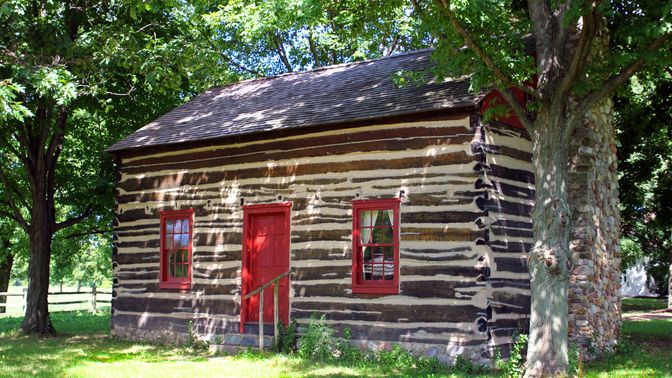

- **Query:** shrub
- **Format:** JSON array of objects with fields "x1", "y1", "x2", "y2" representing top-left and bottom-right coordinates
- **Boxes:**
[
  {"x1": 298, "y1": 314, "x2": 334, "y2": 361},
  {"x1": 496, "y1": 333, "x2": 528, "y2": 378},
  {"x1": 278, "y1": 319, "x2": 298, "y2": 354}
]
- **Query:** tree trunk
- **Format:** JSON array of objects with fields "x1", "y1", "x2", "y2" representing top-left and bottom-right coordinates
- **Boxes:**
[
  {"x1": 525, "y1": 109, "x2": 573, "y2": 377},
  {"x1": 21, "y1": 200, "x2": 55, "y2": 334},
  {"x1": 0, "y1": 252, "x2": 14, "y2": 314}
]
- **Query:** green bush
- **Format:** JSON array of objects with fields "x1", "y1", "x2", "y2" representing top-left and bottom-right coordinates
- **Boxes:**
[
  {"x1": 297, "y1": 314, "x2": 334, "y2": 360},
  {"x1": 496, "y1": 333, "x2": 528, "y2": 378},
  {"x1": 278, "y1": 319, "x2": 298, "y2": 354}
]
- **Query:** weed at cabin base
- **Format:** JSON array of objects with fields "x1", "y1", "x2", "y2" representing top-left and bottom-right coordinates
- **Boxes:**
[
  {"x1": 290, "y1": 314, "x2": 483, "y2": 376},
  {"x1": 495, "y1": 333, "x2": 527, "y2": 378}
]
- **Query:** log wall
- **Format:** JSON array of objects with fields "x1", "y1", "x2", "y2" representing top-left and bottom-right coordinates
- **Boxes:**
[{"x1": 111, "y1": 114, "x2": 534, "y2": 362}]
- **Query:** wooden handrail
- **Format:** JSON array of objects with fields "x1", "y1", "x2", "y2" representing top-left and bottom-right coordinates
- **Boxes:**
[
  {"x1": 244, "y1": 270, "x2": 290, "y2": 300},
  {"x1": 244, "y1": 269, "x2": 290, "y2": 351}
]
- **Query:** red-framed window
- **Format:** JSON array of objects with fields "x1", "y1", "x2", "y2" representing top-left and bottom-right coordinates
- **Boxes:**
[
  {"x1": 159, "y1": 209, "x2": 194, "y2": 290},
  {"x1": 352, "y1": 198, "x2": 400, "y2": 294}
]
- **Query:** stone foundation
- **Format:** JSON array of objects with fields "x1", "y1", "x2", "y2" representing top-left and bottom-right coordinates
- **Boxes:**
[
  {"x1": 567, "y1": 98, "x2": 622, "y2": 355},
  {"x1": 112, "y1": 324, "x2": 494, "y2": 366},
  {"x1": 111, "y1": 325, "x2": 189, "y2": 345}
]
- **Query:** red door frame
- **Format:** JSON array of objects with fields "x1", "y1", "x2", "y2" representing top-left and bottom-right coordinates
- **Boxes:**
[{"x1": 240, "y1": 202, "x2": 292, "y2": 333}]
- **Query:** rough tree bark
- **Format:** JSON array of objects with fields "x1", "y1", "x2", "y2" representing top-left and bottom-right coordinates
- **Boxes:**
[
  {"x1": 525, "y1": 108, "x2": 573, "y2": 375},
  {"x1": 22, "y1": 195, "x2": 56, "y2": 333}
]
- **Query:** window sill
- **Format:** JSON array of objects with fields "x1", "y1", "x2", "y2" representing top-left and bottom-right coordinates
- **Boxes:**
[
  {"x1": 352, "y1": 285, "x2": 398, "y2": 295},
  {"x1": 159, "y1": 282, "x2": 191, "y2": 290}
]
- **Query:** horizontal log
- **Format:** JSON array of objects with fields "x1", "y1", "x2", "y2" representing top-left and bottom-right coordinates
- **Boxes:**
[
  {"x1": 292, "y1": 248, "x2": 352, "y2": 261},
  {"x1": 476, "y1": 197, "x2": 532, "y2": 217},
  {"x1": 483, "y1": 144, "x2": 533, "y2": 162},
  {"x1": 119, "y1": 151, "x2": 477, "y2": 193},
  {"x1": 400, "y1": 280, "x2": 483, "y2": 298},
  {"x1": 487, "y1": 164, "x2": 535, "y2": 185},
  {"x1": 123, "y1": 133, "x2": 474, "y2": 176},
  {"x1": 114, "y1": 296, "x2": 239, "y2": 315},
  {"x1": 193, "y1": 266, "x2": 240, "y2": 280},
  {"x1": 490, "y1": 227, "x2": 533, "y2": 239},
  {"x1": 493, "y1": 257, "x2": 528, "y2": 273},
  {"x1": 401, "y1": 227, "x2": 484, "y2": 242},
  {"x1": 113, "y1": 313, "x2": 190, "y2": 334},
  {"x1": 291, "y1": 229, "x2": 350, "y2": 243},
  {"x1": 292, "y1": 301, "x2": 482, "y2": 323},
  {"x1": 114, "y1": 253, "x2": 160, "y2": 265},
  {"x1": 123, "y1": 126, "x2": 472, "y2": 169},
  {"x1": 489, "y1": 240, "x2": 533, "y2": 253},
  {"x1": 401, "y1": 211, "x2": 483, "y2": 224}
]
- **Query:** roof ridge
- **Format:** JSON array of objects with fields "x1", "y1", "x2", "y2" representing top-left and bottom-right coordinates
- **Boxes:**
[{"x1": 208, "y1": 48, "x2": 435, "y2": 93}]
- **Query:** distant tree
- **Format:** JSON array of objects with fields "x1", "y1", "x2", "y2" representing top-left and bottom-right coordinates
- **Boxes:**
[
  {"x1": 203, "y1": 0, "x2": 431, "y2": 74},
  {"x1": 617, "y1": 75, "x2": 672, "y2": 306}
]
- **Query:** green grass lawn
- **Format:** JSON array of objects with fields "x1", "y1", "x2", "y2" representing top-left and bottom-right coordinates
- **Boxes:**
[
  {"x1": 0, "y1": 312, "x2": 484, "y2": 378},
  {"x1": 621, "y1": 297, "x2": 668, "y2": 313},
  {"x1": 0, "y1": 297, "x2": 670, "y2": 377}
]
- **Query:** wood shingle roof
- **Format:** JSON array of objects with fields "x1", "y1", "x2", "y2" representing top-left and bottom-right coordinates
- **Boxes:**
[{"x1": 107, "y1": 49, "x2": 483, "y2": 152}]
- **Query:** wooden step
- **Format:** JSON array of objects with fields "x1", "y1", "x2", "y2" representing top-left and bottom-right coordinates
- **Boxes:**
[{"x1": 209, "y1": 332, "x2": 274, "y2": 354}]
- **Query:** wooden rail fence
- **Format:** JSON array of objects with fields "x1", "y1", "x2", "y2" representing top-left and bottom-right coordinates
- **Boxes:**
[{"x1": 0, "y1": 284, "x2": 111, "y2": 314}]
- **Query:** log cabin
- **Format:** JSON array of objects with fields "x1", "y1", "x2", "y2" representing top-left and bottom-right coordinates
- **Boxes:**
[{"x1": 107, "y1": 49, "x2": 536, "y2": 364}]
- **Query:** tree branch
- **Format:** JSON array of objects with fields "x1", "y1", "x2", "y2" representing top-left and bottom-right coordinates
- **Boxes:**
[
  {"x1": 221, "y1": 54, "x2": 263, "y2": 77},
  {"x1": 271, "y1": 32, "x2": 293, "y2": 72},
  {"x1": 55, "y1": 205, "x2": 94, "y2": 231},
  {"x1": 0, "y1": 133, "x2": 24, "y2": 162},
  {"x1": 558, "y1": 0, "x2": 599, "y2": 98},
  {"x1": 573, "y1": 32, "x2": 672, "y2": 123},
  {"x1": 62, "y1": 228, "x2": 112, "y2": 240},
  {"x1": 386, "y1": 34, "x2": 400, "y2": 57},
  {"x1": 436, "y1": 0, "x2": 541, "y2": 102},
  {"x1": 0, "y1": 208, "x2": 21, "y2": 225},
  {"x1": 308, "y1": 32, "x2": 321, "y2": 68}
]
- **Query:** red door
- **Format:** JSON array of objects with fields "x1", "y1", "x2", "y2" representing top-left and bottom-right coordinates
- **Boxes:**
[{"x1": 242, "y1": 203, "x2": 290, "y2": 329}]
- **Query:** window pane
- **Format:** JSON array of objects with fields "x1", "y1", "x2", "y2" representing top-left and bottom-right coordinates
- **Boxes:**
[
  {"x1": 182, "y1": 250, "x2": 189, "y2": 265},
  {"x1": 181, "y1": 234, "x2": 189, "y2": 247},
  {"x1": 360, "y1": 210, "x2": 371, "y2": 226},
  {"x1": 175, "y1": 263, "x2": 183, "y2": 278},
  {"x1": 384, "y1": 266, "x2": 393, "y2": 280},
  {"x1": 383, "y1": 247, "x2": 394, "y2": 280},
  {"x1": 182, "y1": 263, "x2": 188, "y2": 279},
  {"x1": 362, "y1": 246, "x2": 371, "y2": 280},
  {"x1": 181, "y1": 219, "x2": 190, "y2": 234},
  {"x1": 165, "y1": 233, "x2": 173, "y2": 249},
  {"x1": 372, "y1": 210, "x2": 382, "y2": 227},
  {"x1": 372, "y1": 226, "x2": 381, "y2": 244},
  {"x1": 372, "y1": 247, "x2": 383, "y2": 279},
  {"x1": 166, "y1": 220, "x2": 174, "y2": 233},
  {"x1": 382, "y1": 226, "x2": 393, "y2": 244},
  {"x1": 169, "y1": 253, "x2": 175, "y2": 277},
  {"x1": 173, "y1": 233, "x2": 182, "y2": 248},
  {"x1": 174, "y1": 219, "x2": 182, "y2": 234},
  {"x1": 384, "y1": 210, "x2": 394, "y2": 226}
]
